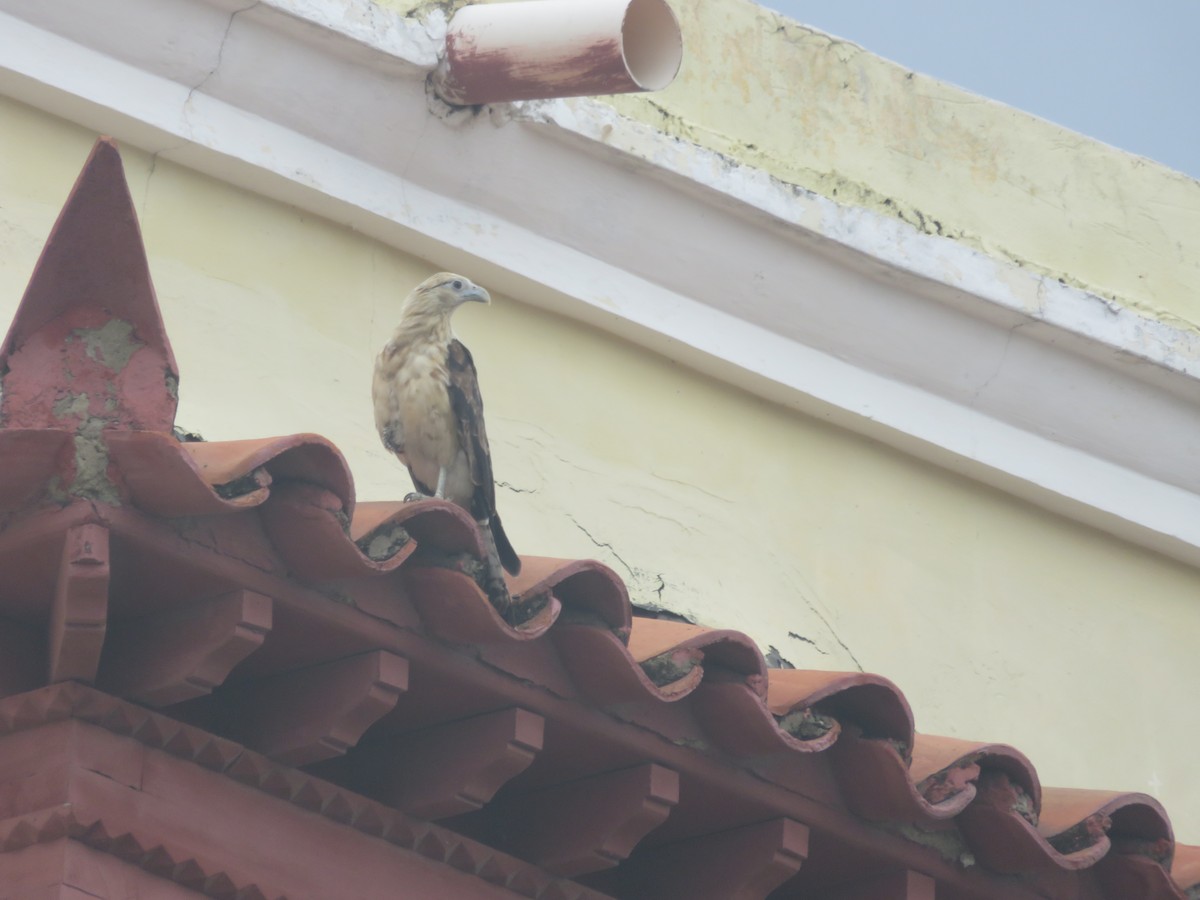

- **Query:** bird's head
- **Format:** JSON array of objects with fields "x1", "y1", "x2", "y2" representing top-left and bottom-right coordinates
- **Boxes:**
[{"x1": 403, "y1": 273, "x2": 491, "y2": 322}]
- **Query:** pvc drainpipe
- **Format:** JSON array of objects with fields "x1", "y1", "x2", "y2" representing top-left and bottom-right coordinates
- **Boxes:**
[{"x1": 432, "y1": 0, "x2": 683, "y2": 106}]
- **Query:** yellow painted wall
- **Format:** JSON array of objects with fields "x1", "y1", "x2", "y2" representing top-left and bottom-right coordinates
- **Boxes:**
[{"x1": 2, "y1": 94, "x2": 1197, "y2": 840}]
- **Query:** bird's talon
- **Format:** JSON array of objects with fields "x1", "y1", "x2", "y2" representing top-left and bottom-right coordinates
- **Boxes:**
[{"x1": 403, "y1": 491, "x2": 431, "y2": 503}]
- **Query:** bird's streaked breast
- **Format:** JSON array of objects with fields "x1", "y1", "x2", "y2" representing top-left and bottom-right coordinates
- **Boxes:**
[{"x1": 373, "y1": 338, "x2": 459, "y2": 479}]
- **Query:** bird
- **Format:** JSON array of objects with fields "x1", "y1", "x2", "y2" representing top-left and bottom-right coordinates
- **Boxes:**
[{"x1": 372, "y1": 273, "x2": 521, "y2": 597}]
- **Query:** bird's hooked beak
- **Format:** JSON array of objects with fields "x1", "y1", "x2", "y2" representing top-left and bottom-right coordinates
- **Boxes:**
[{"x1": 460, "y1": 283, "x2": 490, "y2": 305}]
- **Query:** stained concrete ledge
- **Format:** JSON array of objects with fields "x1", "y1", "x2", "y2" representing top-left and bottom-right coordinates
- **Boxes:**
[{"x1": 575, "y1": 0, "x2": 1199, "y2": 330}]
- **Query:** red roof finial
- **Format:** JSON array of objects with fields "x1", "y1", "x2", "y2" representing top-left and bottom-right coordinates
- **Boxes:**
[{"x1": 0, "y1": 137, "x2": 178, "y2": 434}]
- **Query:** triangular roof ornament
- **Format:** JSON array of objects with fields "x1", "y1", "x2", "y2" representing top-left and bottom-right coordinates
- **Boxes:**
[{"x1": 0, "y1": 137, "x2": 178, "y2": 433}]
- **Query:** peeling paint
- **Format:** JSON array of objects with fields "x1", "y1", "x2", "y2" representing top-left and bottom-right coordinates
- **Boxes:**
[
  {"x1": 225, "y1": 0, "x2": 448, "y2": 72},
  {"x1": 172, "y1": 426, "x2": 204, "y2": 443},
  {"x1": 68, "y1": 319, "x2": 144, "y2": 373},
  {"x1": 594, "y1": 0, "x2": 1200, "y2": 329},
  {"x1": 69, "y1": 416, "x2": 121, "y2": 505},
  {"x1": 53, "y1": 391, "x2": 90, "y2": 421},
  {"x1": 763, "y1": 645, "x2": 795, "y2": 669}
]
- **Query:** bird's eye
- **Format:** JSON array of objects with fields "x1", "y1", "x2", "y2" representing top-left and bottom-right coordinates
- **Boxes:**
[{"x1": 452, "y1": 279, "x2": 464, "y2": 290}]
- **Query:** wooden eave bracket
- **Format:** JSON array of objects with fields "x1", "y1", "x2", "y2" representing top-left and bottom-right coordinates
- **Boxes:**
[
  {"x1": 823, "y1": 868, "x2": 937, "y2": 899},
  {"x1": 217, "y1": 650, "x2": 409, "y2": 766},
  {"x1": 98, "y1": 589, "x2": 273, "y2": 705},
  {"x1": 598, "y1": 816, "x2": 810, "y2": 899},
  {"x1": 352, "y1": 707, "x2": 545, "y2": 820},
  {"x1": 48, "y1": 523, "x2": 109, "y2": 684},
  {"x1": 495, "y1": 763, "x2": 679, "y2": 877}
]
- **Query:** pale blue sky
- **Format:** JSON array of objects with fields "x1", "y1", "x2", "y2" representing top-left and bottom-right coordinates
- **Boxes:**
[{"x1": 761, "y1": 1, "x2": 1199, "y2": 179}]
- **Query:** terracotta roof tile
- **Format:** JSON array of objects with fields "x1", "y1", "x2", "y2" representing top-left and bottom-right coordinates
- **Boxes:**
[
  {"x1": 1, "y1": 137, "x2": 1195, "y2": 899},
  {"x1": 508, "y1": 556, "x2": 631, "y2": 637},
  {"x1": 628, "y1": 618, "x2": 766, "y2": 685},
  {"x1": 768, "y1": 669, "x2": 913, "y2": 749},
  {"x1": 1173, "y1": 844, "x2": 1200, "y2": 892},
  {"x1": 108, "y1": 431, "x2": 355, "y2": 517}
]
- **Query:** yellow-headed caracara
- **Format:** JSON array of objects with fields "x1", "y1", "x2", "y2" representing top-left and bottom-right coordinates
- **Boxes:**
[{"x1": 372, "y1": 273, "x2": 520, "y2": 593}]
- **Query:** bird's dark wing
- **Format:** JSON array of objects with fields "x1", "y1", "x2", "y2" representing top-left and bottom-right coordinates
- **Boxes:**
[
  {"x1": 447, "y1": 339, "x2": 497, "y2": 521},
  {"x1": 447, "y1": 339, "x2": 520, "y2": 575}
]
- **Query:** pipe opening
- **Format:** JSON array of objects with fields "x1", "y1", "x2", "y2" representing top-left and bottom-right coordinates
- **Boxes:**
[
  {"x1": 621, "y1": 0, "x2": 683, "y2": 91},
  {"x1": 434, "y1": 0, "x2": 684, "y2": 106}
]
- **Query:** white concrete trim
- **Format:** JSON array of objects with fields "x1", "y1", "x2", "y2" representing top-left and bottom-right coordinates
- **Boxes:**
[{"x1": 3, "y1": 0, "x2": 1200, "y2": 566}]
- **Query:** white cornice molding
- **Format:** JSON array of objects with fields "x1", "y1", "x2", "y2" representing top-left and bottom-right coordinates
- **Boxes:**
[
  {"x1": 3, "y1": 0, "x2": 1200, "y2": 564},
  {"x1": 526, "y1": 98, "x2": 1200, "y2": 384}
]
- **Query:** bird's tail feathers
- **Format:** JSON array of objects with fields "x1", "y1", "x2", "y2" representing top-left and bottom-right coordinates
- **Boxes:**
[
  {"x1": 478, "y1": 514, "x2": 521, "y2": 579},
  {"x1": 476, "y1": 516, "x2": 519, "y2": 616},
  {"x1": 490, "y1": 513, "x2": 521, "y2": 576}
]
